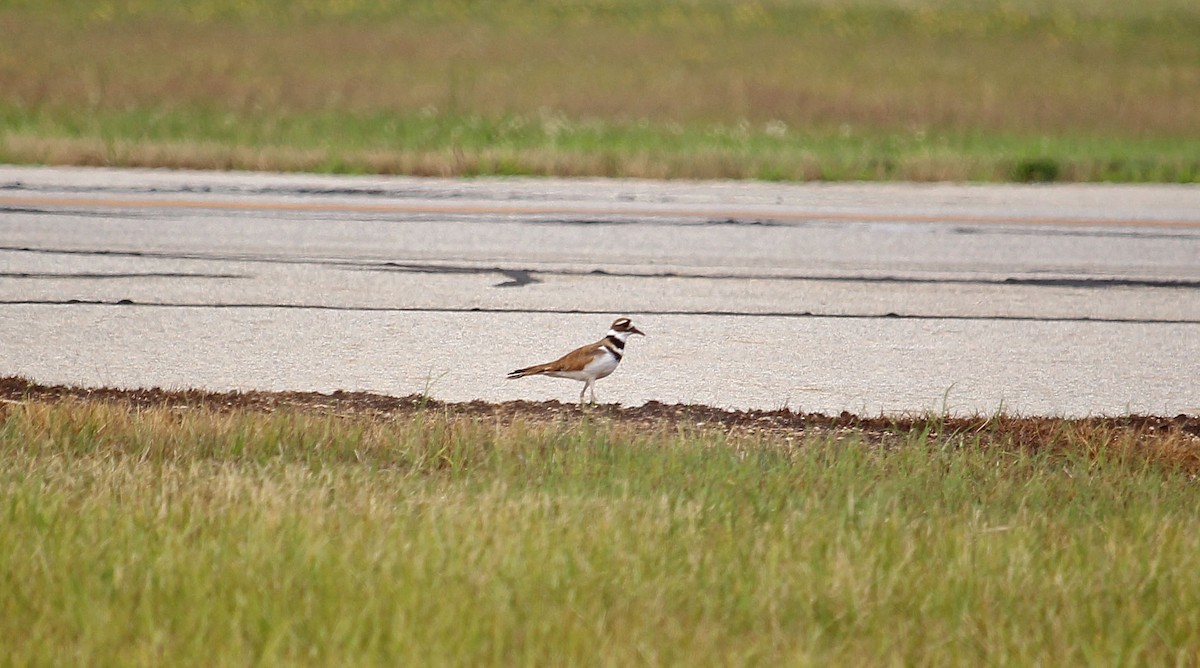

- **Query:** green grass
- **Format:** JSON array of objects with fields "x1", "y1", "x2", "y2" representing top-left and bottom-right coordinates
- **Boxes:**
[
  {"x1": 5, "y1": 107, "x2": 1199, "y2": 182},
  {"x1": 2, "y1": 398, "x2": 1199, "y2": 664},
  {"x1": 1, "y1": 0, "x2": 1198, "y2": 181}
]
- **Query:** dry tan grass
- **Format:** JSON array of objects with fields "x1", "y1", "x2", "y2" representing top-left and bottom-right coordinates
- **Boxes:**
[{"x1": 3, "y1": 8, "x2": 1197, "y2": 135}]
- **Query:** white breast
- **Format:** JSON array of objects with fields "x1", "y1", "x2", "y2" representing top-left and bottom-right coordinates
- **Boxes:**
[{"x1": 583, "y1": 349, "x2": 620, "y2": 379}]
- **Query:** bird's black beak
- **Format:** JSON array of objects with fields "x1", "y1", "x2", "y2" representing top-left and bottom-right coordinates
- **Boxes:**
[{"x1": 631, "y1": 326, "x2": 645, "y2": 336}]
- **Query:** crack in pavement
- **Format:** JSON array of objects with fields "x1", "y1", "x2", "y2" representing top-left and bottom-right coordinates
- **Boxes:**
[
  {"x1": 3, "y1": 299, "x2": 1197, "y2": 325},
  {"x1": 3, "y1": 246, "x2": 1195, "y2": 290}
]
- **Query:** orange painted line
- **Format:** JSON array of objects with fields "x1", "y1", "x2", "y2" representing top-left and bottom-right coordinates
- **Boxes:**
[{"x1": 2, "y1": 194, "x2": 1199, "y2": 229}]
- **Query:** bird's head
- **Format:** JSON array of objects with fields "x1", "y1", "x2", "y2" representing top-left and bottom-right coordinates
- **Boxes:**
[{"x1": 610, "y1": 317, "x2": 644, "y2": 337}]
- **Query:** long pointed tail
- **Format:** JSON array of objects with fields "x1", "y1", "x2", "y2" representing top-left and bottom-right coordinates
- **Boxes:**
[{"x1": 507, "y1": 363, "x2": 550, "y2": 379}]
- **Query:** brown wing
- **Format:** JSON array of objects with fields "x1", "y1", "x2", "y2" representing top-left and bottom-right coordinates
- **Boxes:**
[{"x1": 506, "y1": 340, "x2": 604, "y2": 378}]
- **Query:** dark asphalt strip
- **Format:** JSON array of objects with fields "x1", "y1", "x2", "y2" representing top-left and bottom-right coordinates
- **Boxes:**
[{"x1": 0, "y1": 272, "x2": 246, "y2": 280}]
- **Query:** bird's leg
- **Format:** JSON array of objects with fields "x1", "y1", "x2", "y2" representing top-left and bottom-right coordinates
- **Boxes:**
[
  {"x1": 590, "y1": 384, "x2": 597, "y2": 404},
  {"x1": 579, "y1": 381, "x2": 589, "y2": 406}
]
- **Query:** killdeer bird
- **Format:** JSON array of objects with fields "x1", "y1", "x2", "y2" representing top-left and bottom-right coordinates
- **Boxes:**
[{"x1": 506, "y1": 317, "x2": 645, "y2": 405}]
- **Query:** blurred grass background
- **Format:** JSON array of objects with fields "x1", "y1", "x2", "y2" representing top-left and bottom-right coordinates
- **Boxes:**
[{"x1": 1, "y1": 0, "x2": 1198, "y2": 181}]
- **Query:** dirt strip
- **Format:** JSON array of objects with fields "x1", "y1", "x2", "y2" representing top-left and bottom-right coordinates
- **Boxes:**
[{"x1": 3, "y1": 376, "x2": 1197, "y2": 444}]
